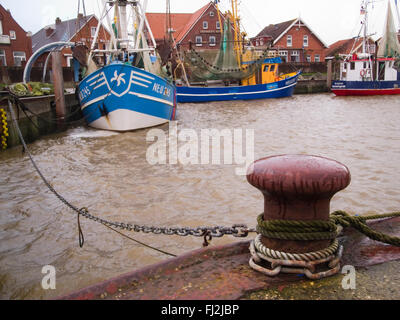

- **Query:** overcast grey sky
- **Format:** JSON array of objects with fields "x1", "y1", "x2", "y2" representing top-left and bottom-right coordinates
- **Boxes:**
[{"x1": 1, "y1": 0, "x2": 397, "y2": 45}]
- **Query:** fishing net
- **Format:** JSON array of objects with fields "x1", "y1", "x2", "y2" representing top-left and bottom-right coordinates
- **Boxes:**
[
  {"x1": 183, "y1": 19, "x2": 269, "y2": 81},
  {"x1": 377, "y1": 1, "x2": 400, "y2": 60}
]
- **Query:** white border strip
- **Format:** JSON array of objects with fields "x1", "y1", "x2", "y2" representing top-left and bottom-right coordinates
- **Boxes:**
[{"x1": 177, "y1": 82, "x2": 297, "y2": 97}]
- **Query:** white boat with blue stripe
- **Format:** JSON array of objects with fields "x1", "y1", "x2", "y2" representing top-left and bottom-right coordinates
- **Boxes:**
[
  {"x1": 78, "y1": 62, "x2": 176, "y2": 131},
  {"x1": 76, "y1": 0, "x2": 176, "y2": 131}
]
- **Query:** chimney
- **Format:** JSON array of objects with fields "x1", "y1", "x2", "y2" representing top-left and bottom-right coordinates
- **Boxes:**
[
  {"x1": 55, "y1": 17, "x2": 62, "y2": 25},
  {"x1": 78, "y1": 13, "x2": 83, "y2": 20}
]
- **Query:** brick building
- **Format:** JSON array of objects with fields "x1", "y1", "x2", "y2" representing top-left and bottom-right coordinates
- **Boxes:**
[
  {"x1": 32, "y1": 14, "x2": 111, "y2": 68},
  {"x1": 0, "y1": 4, "x2": 32, "y2": 67},
  {"x1": 146, "y1": 1, "x2": 230, "y2": 51},
  {"x1": 251, "y1": 18, "x2": 328, "y2": 63}
]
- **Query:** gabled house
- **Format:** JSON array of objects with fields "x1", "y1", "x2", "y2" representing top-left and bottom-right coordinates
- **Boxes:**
[
  {"x1": 251, "y1": 18, "x2": 328, "y2": 63},
  {"x1": 0, "y1": 4, "x2": 32, "y2": 66},
  {"x1": 32, "y1": 14, "x2": 111, "y2": 67},
  {"x1": 146, "y1": 1, "x2": 229, "y2": 51}
]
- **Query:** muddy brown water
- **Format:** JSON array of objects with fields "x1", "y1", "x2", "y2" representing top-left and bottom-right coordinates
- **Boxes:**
[{"x1": 0, "y1": 93, "x2": 399, "y2": 299}]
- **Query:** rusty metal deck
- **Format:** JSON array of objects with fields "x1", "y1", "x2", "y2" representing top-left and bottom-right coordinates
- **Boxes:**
[{"x1": 59, "y1": 217, "x2": 400, "y2": 300}]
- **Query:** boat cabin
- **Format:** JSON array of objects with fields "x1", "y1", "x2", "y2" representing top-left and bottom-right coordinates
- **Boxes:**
[
  {"x1": 242, "y1": 57, "x2": 283, "y2": 86},
  {"x1": 340, "y1": 54, "x2": 400, "y2": 82}
]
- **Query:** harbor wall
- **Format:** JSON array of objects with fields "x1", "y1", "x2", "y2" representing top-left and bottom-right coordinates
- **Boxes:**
[{"x1": 0, "y1": 92, "x2": 81, "y2": 149}]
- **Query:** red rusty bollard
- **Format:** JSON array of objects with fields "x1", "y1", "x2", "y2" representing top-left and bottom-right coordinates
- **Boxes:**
[{"x1": 247, "y1": 154, "x2": 351, "y2": 254}]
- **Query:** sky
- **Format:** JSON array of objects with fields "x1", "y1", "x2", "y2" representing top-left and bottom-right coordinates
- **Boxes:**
[{"x1": 1, "y1": 0, "x2": 398, "y2": 45}]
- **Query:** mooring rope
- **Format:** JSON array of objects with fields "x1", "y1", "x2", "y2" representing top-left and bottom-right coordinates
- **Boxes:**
[{"x1": 256, "y1": 211, "x2": 400, "y2": 247}]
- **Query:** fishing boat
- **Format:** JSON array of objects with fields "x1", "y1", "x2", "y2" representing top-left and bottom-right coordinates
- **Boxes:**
[
  {"x1": 331, "y1": 0, "x2": 400, "y2": 96},
  {"x1": 77, "y1": 0, "x2": 176, "y2": 131},
  {"x1": 172, "y1": 0, "x2": 300, "y2": 103}
]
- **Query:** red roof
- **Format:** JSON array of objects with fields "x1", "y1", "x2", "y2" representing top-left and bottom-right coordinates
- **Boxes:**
[
  {"x1": 146, "y1": 2, "x2": 213, "y2": 43},
  {"x1": 146, "y1": 12, "x2": 192, "y2": 41},
  {"x1": 325, "y1": 38, "x2": 374, "y2": 57}
]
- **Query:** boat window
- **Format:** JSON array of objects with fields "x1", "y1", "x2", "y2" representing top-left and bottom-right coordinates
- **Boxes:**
[
  {"x1": 350, "y1": 62, "x2": 355, "y2": 70},
  {"x1": 363, "y1": 62, "x2": 367, "y2": 69},
  {"x1": 270, "y1": 64, "x2": 276, "y2": 72},
  {"x1": 263, "y1": 65, "x2": 269, "y2": 72}
]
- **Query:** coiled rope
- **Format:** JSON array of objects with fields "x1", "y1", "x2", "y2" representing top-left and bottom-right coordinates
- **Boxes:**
[{"x1": 256, "y1": 211, "x2": 400, "y2": 247}]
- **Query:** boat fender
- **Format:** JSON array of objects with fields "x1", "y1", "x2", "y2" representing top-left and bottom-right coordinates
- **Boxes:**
[{"x1": 360, "y1": 69, "x2": 366, "y2": 77}]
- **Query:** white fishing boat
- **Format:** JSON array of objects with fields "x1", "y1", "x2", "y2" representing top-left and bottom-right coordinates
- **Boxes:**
[
  {"x1": 77, "y1": 0, "x2": 176, "y2": 131},
  {"x1": 331, "y1": 0, "x2": 400, "y2": 96}
]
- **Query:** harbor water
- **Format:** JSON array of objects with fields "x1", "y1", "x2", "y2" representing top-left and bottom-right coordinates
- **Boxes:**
[{"x1": 0, "y1": 93, "x2": 399, "y2": 299}]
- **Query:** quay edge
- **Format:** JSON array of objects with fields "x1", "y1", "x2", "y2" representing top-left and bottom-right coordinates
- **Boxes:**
[{"x1": 58, "y1": 217, "x2": 400, "y2": 300}]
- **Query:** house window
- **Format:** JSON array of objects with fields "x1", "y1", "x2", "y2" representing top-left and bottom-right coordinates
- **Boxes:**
[
  {"x1": 0, "y1": 49, "x2": 6, "y2": 66},
  {"x1": 0, "y1": 20, "x2": 3, "y2": 35},
  {"x1": 290, "y1": 50, "x2": 299, "y2": 62},
  {"x1": 216, "y1": 21, "x2": 220, "y2": 29},
  {"x1": 91, "y1": 27, "x2": 97, "y2": 37},
  {"x1": 314, "y1": 54, "x2": 320, "y2": 62},
  {"x1": 279, "y1": 50, "x2": 288, "y2": 62},
  {"x1": 260, "y1": 39, "x2": 264, "y2": 46},
  {"x1": 10, "y1": 30, "x2": 16, "y2": 40},
  {"x1": 13, "y1": 51, "x2": 26, "y2": 66},
  {"x1": 306, "y1": 55, "x2": 311, "y2": 62},
  {"x1": 287, "y1": 35, "x2": 292, "y2": 47},
  {"x1": 256, "y1": 40, "x2": 259, "y2": 46},
  {"x1": 66, "y1": 56, "x2": 73, "y2": 67},
  {"x1": 209, "y1": 36, "x2": 216, "y2": 46},
  {"x1": 195, "y1": 36, "x2": 202, "y2": 46},
  {"x1": 210, "y1": 11, "x2": 215, "y2": 17},
  {"x1": 303, "y1": 35, "x2": 308, "y2": 47},
  {"x1": 203, "y1": 21, "x2": 208, "y2": 29}
]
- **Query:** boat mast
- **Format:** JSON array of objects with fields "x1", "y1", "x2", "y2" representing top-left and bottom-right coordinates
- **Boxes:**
[{"x1": 361, "y1": 0, "x2": 370, "y2": 54}]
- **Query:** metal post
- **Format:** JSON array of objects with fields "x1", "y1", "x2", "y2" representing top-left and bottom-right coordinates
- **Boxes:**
[
  {"x1": 326, "y1": 58, "x2": 333, "y2": 90},
  {"x1": 51, "y1": 51, "x2": 66, "y2": 127},
  {"x1": 247, "y1": 154, "x2": 351, "y2": 253}
]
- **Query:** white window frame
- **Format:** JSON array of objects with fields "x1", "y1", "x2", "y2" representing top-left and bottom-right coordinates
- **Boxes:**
[
  {"x1": 0, "y1": 49, "x2": 6, "y2": 66},
  {"x1": 210, "y1": 11, "x2": 215, "y2": 17},
  {"x1": 203, "y1": 21, "x2": 208, "y2": 30},
  {"x1": 306, "y1": 55, "x2": 311, "y2": 62},
  {"x1": 291, "y1": 50, "x2": 299, "y2": 56},
  {"x1": 260, "y1": 39, "x2": 264, "y2": 46},
  {"x1": 0, "y1": 20, "x2": 3, "y2": 35},
  {"x1": 216, "y1": 21, "x2": 220, "y2": 30},
  {"x1": 195, "y1": 36, "x2": 203, "y2": 46},
  {"x1": 209, "y1": 36, "x2": 216, "y2": 46},
  {"x1": 303, "y1": 35, "x2": 308, "y2": 47},
  {"x1": 287, "y1": 35, "x2": 292, "y2": 47},
  {"x1": 13, "y1": 51, "x2": 26, "y2": 66},
  {"x1": 314, "y1": 54, "x2": 320, "y2": 62},
  {"x1": 91, "y1": 27, "x2": 96, "y2": 38},
  {"x1": 10, "y1": 30, "x2": 16, "y2": 40},
  {"x1": 279, "y1": 50, "x2": 288, "y2": 56}
]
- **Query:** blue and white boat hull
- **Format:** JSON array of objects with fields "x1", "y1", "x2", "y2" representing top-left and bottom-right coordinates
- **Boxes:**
[
  {"x1": 78, "y1": 63, "x2": 176, "y2": 131},
  {"x1": 176, "y1": 72, "x2": 301, "y2": 103}
]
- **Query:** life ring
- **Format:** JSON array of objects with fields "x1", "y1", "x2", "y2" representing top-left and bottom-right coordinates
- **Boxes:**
[{"x1": 360, "y1": 69, "x2": 366, "y2": 77}]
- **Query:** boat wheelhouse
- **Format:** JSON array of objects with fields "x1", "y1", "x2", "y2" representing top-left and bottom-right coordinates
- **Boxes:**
[{"x1": 331, "y1": 0, "x2": 400, "y2": 96}]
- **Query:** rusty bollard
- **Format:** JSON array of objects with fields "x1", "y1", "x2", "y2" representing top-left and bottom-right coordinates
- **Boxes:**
[{"x1": 247, "y1": 154, "x2": 351, "y2": 279}]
